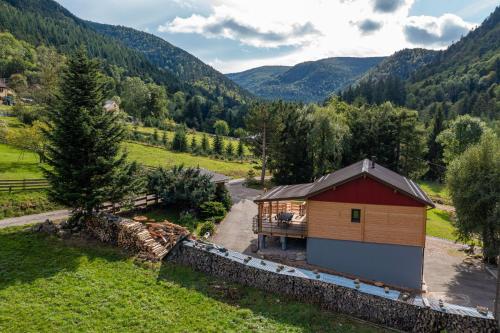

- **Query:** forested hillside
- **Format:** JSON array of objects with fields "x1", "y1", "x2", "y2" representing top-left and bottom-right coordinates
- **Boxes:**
[
  {"x1": 88, "y1": 22, "x2": 252, "y2": 103},
  {"x1": 341, "y1": 6, "x2": 500, "y2": 120},
  {"x1": 0, "y1": 0, "x2": 253, "y2": 131},
  {"x1": 227, "y1": 57, "x2": 384, "y2": 102}
]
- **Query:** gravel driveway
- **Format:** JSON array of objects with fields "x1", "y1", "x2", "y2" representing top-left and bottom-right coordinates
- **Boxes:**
[{"x1": 212, "y1": 179, "x2": 261, "y2": 253}]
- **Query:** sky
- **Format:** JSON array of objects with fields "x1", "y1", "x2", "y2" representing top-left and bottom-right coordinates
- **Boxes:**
[{"x1": 55, "y1": 0, "x2": 499, "y2": 73}]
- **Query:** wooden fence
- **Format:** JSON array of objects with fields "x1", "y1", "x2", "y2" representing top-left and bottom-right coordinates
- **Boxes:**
[
  {"x1": 0, "y1": 178, "x2": 50, "y2": 192},
  {"x1": 100, "y1": 194, "x2": 161, "y2": 212}
]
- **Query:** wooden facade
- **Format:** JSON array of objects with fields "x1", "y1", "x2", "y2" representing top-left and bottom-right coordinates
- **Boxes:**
[{"x1": 307, "y1": 201, "x2": 426, "y2": 247}]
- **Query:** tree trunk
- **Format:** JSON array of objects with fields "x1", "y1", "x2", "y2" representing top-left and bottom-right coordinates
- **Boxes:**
[{"x1": 260, "y1": 124, "x2": 267, "y2": 186}]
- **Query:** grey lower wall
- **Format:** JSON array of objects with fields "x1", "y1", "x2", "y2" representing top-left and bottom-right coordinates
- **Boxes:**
[
  {"x1": 307, "y1": 238, "x2": 423, "y2": 290},
  {"x1": 168, "y1": 242, "x2": 497, "y2": 332}
]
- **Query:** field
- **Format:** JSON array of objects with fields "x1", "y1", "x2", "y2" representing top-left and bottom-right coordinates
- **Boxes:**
[
  {"x1": 0, "y1": 141, "x2": 253, "y2": 180},
  {"x1": 426, "y1": 208, "x2": 456, "y2": 241},
  {"x1": 0, "y1": 226, "x2": 386, "y2": 333},
  {"x1": 134, "y1": 125, "x2": 251, "y2": 156},
  {"x1": 0, "y1": 143, "x2": 43, "y2": 179},
  {"x1": 418, "y1": 181, "x2": 451, "y2": 205},
  {"x1": 124, "y1": 142, "x2": 252, "y2": 178}
]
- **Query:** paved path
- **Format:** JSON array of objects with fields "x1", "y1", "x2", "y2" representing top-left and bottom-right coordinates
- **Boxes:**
[
  {"x1": 0, "y1": 209, "x2": 70, "y2": 229},
  {"x1": 212, "y1": 179, "x2": 262, "y2": 253}
]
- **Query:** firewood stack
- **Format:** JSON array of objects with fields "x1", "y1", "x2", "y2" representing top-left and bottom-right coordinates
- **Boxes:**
[
  {"x1": 84, "y1": 214, "x2": 190, "y2": 262},
  {"x1": 146, "y1": 222, "x2": 190, "y2": 255}
]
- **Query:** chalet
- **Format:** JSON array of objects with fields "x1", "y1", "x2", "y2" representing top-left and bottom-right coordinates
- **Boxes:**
[{"x1": 253, "y1": 159, "x2": 434, "y2": 290}]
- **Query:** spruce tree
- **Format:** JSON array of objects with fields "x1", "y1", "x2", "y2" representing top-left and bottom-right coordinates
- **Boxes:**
[
  {"x1": 225, "y1": 141, "x2": 234, "y2": 157},
  {"x1": 44, "y1": 48, "x2": 140, "y2": 219},
  {"x1": 172, "y1": 126, "x2": 188, "y2": 152},
  {"x1": 426, "y1": 106, "x2": 445, "y2": 180},
  {"x1": 237, "y1": 139, "x2": 244, "y2": 158},
  {"x1": 213, "y1": 135, "x2": 224, "y2": 155},
  {"x1": 153, "y1": 128, "x2": 159, "y2": 143},
  {"x1": 201, "y1": 134, "x2": 209, "y2": 153},
  {"x1": 161, "y1": 131, "x2": 168, "y2": 147},
  {"x1": 190, "y1": 135, "x2": 197, "y2": 152}
]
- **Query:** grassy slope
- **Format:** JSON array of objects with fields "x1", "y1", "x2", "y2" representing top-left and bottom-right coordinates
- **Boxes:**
[
  {"x1": 124, "y1": 142, "x2": 251, "y2": 178},
  {"x1": 418, "y1": 181, "x2": 451, "y2": 205},
  {"x1": 134, "y1": 125, "x2": 251, "y2": 156},
  {"x1": 426, "y1": 209, "x2": 456, "y2": 241},
  {"x1": 0, "y1": 227, "x2": 385, "y2": 333},
  {"x1": 0, "y1": 143, "x2": 43, "y2": 179}
]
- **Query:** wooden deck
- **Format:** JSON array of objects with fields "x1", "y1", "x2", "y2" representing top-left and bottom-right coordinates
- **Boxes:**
[{"x1": 253, "y1": 200, "x2": 308, "y2": 238}]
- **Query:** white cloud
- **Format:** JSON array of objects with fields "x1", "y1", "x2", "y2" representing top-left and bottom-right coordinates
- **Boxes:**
[
  {"x1": 154, "y1": 0, "x2": 476, "y2": 73},
  {"x1": 404, "y1": 14, "x2": 474, "y2": 46},
  {"x1": 161, "y1": 13, "x2": 320, "y2": 48}
]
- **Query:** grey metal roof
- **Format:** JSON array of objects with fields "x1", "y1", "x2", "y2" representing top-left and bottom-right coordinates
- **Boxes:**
[
  {"x1": 198, "y1": 168, "x2": 230, "y2": 184},
  {"x1": 255, "y1": 159, "x2": 434, "y2": 207}
]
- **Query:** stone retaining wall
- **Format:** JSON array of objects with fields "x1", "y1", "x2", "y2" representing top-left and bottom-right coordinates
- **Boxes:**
[{"x1": 167, "y1": 241, "x2": 497, "y2": 333}]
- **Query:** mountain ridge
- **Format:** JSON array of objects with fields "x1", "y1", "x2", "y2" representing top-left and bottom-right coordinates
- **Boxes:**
[{"x1": 227, "y1": 56, "x2": 385, "y2": 102}]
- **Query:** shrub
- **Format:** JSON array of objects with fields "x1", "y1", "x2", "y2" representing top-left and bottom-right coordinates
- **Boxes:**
[
  {"x1": 178, "y1": 211, "x2": 197, "y2": 231},
  {"x1": 246, "y1": 169, "x2": 257, "y2": 185},
  {"x1": 199, "y1": 221, "x2": 215, "y2": 237},
  {"x1": 215, "y1": 185, "x2": 232, "y2": 211},
  {"x1": 200, "y1": 201, "x2": 227, "y2": 220},
  {"x1": 147, "y1": 165, "x2": 215, "y2": 209}
]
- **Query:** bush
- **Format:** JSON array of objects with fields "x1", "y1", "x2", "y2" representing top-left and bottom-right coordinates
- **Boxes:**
[
  {"x1": 215, "y1": 185, "x2": 232, "y2": 211},
  {"x1": 246, "y1": 169, "x2": 257, "y2": 185},
  {"x1": 147, "y1": 165, "x2": 215, "y2": 209},
  {"x1": 14, "y1": 104, "x2": 40, "y2": 125},
  {"x1": 177, "y1": 211, "x2": 197, "y2": 231},
  {"x1": 199, "y1": 221, "x2": 215, "y2": 237},
  {"x1": 200, "y1": 201, "x2": 227, "y2": 220}
]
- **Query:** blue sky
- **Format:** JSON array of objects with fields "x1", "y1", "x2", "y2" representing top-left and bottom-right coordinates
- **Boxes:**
[{"x1": 55, "y1": 0, "x2": 498, "y2": 73}]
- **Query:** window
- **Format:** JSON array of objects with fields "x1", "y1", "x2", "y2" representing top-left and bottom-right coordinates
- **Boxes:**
[{"x1": 351, "y1": 209, "x2": 361, "y2": 223}]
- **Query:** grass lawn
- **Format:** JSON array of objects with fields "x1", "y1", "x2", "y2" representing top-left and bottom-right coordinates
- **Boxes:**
[
  {"x1": 0, "y1": 143, "x2": 44, "y2": 179},
  {"x1": 133, "y1": 125, "x2": 251, "y2": 156},
  {"x1": 418, "y1": 181, "x2": 451, "y2": 205},
  {"x1": 426, "y1": 208, "x2": 456, "y2": 241},
  {"x1": 0, "y1": 226, "x2": 386, "y2": 333},
  {"x1": 0, "y1": 191, "x2": 63, "y2": 219},
  {"x1": 125, "y1": 142, "x2": 252, "y2": 178}
]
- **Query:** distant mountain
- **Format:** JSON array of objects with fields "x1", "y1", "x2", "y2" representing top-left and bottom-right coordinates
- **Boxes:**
[
  {"x1": 227, "y1": 57, "x2": 384, "y2": 102},
  {"x1": 0, "y1": 0, "x2": 252, "y2": 105}
]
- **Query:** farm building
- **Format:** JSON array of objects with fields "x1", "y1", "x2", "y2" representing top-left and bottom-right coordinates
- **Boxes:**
[{"x1": 253, "y1": 159, "x2": 434, "y2": 290}]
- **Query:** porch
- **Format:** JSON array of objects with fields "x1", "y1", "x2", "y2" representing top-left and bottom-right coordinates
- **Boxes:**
[{"x1": 253, "y1": 200, "x2": 308, "y2": 238}]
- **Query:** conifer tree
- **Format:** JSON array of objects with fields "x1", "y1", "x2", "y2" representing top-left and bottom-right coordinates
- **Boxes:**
[
  {"x1": 426, "y1": 106, "x2": 445, "y2": 180},
  {"x1": 44, "y1": 48, "x2": 140, "y2": 219},
  {"x1": 225, "y1": 141, "x2": 234, "y2": 157},
  {"x1": 153, "y1": 128, "x2": 159, "y2": 143},
  {"x1": 161, "y1": 131, "x2": 168, "y2": 147},
  {"x1": 190, "y1": 135, "x2": 197, "y2": 152},
  {"x1": 172, "y1": 126, "x2": 188, "y2": 152},
  {"x1": 237, "y1": 139, "x2": 244, "y2": 158},
  {"x1": 213, "y1": 135, "x2": 224, "y2": 155},
  {"x1": 201, "y1": 133, "x2": 209, "y2": 153}
]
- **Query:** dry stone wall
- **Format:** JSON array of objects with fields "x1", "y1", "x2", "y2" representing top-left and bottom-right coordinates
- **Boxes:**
[{"x1": 167, "y1": 240, "x2": 498, "y2": 333}]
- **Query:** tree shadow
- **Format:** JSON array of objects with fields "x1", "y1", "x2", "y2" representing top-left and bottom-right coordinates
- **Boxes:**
[
  {"x1": 156, "y1": 260, "x2": 385, "y2": 333},
  {"x1": 441, "y1": 259, "x2": 496, "y2": 309},
  {"x1": 0, "y1": 227, "x2": 127, "y2": 290}
]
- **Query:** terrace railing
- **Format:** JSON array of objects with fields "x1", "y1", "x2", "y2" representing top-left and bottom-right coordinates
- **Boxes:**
[{"x1": 252, "y1": 215, "x2": 307, "y2": 238}]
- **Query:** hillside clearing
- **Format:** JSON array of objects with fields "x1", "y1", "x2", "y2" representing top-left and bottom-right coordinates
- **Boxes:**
[{"x1": 0, "y1": 226, "x2": 386, "y2": 333}]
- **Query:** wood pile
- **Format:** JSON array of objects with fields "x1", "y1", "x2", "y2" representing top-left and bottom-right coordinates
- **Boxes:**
[
  {"x1": 146, "y1": 222, "x2": 190, "y2": 255},
  {"x1": 85, "y1": 214, "x2": 190, "y2": 262}
]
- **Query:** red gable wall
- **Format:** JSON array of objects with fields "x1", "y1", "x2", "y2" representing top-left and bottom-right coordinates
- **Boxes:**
[{"x1": 309, "y1": 176, "x2": 425, "y2": 207}]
